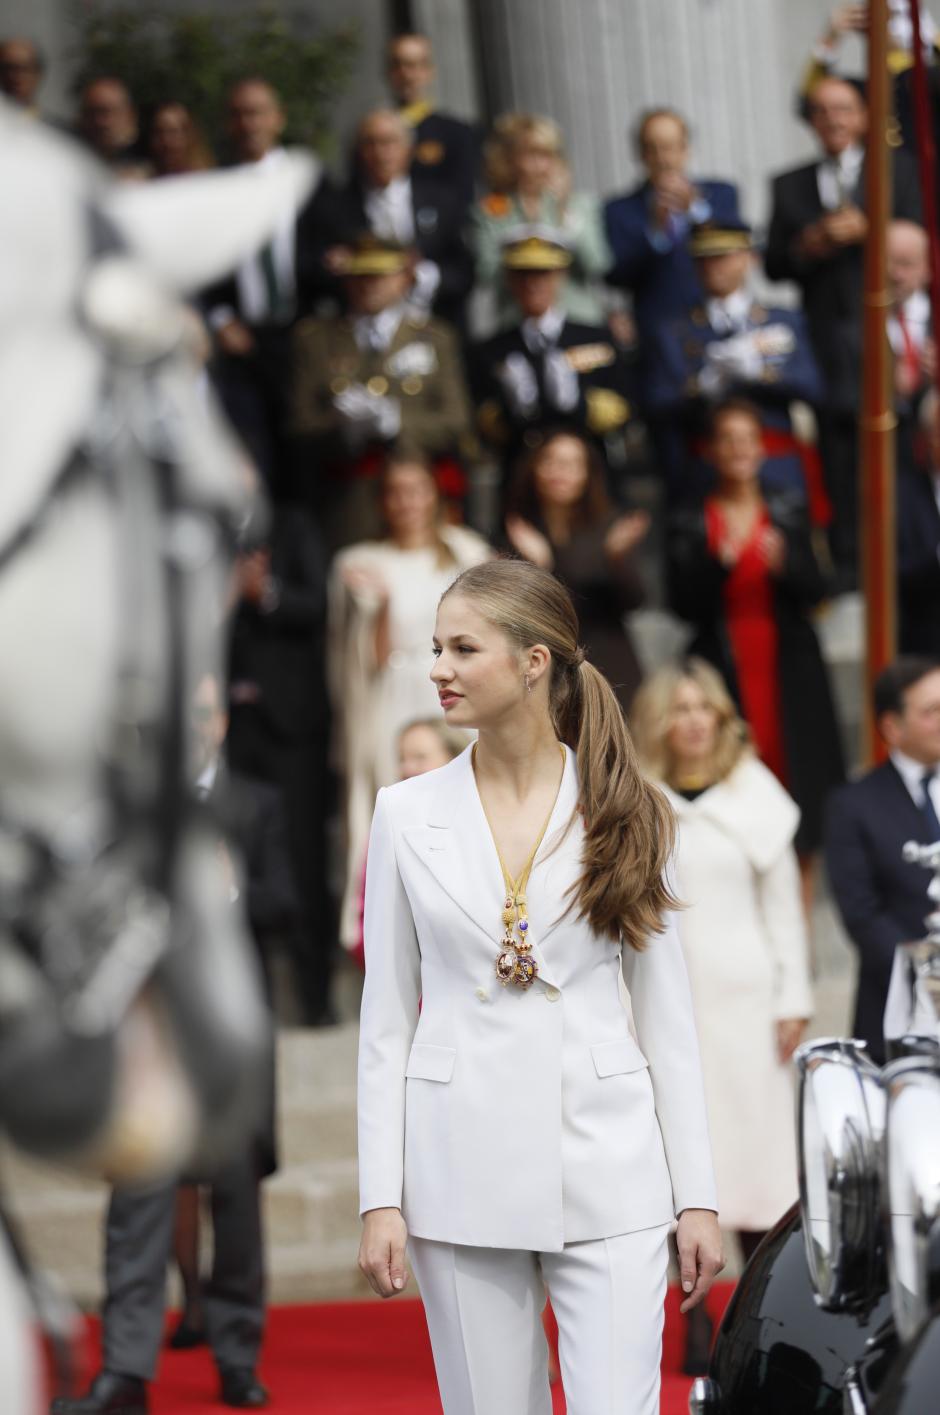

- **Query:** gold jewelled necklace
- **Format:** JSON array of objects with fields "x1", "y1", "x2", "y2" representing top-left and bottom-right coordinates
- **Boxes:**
[{"x1": 473, "y1": 743, "x2": 566, "y2": 990}]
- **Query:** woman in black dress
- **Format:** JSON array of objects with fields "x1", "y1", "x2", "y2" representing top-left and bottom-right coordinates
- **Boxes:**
[{"x1": 504, "y1": 427, "x2": 649, "y2": 711}]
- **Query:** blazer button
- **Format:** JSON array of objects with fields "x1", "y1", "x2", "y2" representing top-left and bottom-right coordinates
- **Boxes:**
[
  {"x1": 544, "y1": 985, "x2": 561, "y2": 1002},
  {"x1": 474, "y1": 987, "x2": 489, "y2": 1002}
]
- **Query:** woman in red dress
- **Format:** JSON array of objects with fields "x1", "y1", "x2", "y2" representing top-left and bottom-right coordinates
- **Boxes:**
[{"x1": 668, "y1": 398, "x2": 844, "y2": 877}]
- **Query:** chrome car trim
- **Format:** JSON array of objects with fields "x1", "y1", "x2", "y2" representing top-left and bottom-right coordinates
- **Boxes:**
[
  {"x1": 688, "y1": 1376, "x2": 721, "y2": 1413},
  {"x1": 795, "y1": 1038, "x2": 886, "y2": 1310},
  {"x1": 842, "y1": 1365, "x2": 867, "y2": 1414},
  {"x1": 883, "y1": 1055, "x2": 940, "y2": 1343}
]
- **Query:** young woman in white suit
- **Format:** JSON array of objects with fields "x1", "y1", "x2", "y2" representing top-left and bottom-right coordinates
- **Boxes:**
[{"x1": 357, "y1": 559, "x2": 723, "y2": 1415}]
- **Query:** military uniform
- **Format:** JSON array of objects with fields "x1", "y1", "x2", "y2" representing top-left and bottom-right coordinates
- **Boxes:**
[
  {"x1": 646, "y1": 298, "x2": 826, "y2": 510},
  {"x1": 472, "y1": 319, "x2": 633, "y2": 478},
  {"x1": 470, "y1": 232, "x2": 634, "y2": 494},
  {"x1": 289, "y1": 307, "x2": 472, "y2": 550}
]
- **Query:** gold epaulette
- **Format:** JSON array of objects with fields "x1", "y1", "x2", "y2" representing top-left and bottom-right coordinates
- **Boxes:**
[{"x1": 585, "y1": 387, "x2": 631, "y2": 434}]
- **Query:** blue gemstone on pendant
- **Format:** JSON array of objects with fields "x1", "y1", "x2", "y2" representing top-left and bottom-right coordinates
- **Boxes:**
[{"x1": 518, "y1": 919, "x2": 528, "y2": 932}]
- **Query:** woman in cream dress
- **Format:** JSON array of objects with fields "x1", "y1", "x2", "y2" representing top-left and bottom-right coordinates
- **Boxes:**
[
  {"x1": 328, "y1": 451, "x2": 490, "y2": 944},
  {"x1": 633, "y1": 658, "x2": 813, "y2": 1248}
]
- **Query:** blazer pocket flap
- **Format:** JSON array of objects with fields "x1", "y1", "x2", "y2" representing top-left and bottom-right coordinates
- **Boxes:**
[
  {"x1": 591, "y1": 1037, "x2": 648, "y2": 1078},
  {"x1": 406, "y1": 1043, "x2": 456, "y2": 1083}
]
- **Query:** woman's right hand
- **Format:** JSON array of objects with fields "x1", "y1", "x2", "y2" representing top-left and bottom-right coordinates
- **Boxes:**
[
  {"x1": 341, "y1": 563, "x2": 389, "y2": 602},
  {"x1": 358, "y1": 1207, "x2": 410, "y2": 1298},
  {"x1": 825, "y1": 4, "x2": 867, "y2": 42},
  {"x1": 604, "y1": 511, "x2": 650, "y2": 560}
]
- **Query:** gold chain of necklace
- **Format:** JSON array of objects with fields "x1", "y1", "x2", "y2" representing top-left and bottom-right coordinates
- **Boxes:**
[{"x1": 474, "y1": 743, "x2": 566, "y2": 990}]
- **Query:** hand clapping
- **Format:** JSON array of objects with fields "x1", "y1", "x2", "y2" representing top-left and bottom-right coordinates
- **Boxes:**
[{"x1": 505, "y1": 515, "x2": 555, "y2": 571}]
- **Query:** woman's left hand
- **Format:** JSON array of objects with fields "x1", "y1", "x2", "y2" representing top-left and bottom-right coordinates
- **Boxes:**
[
  {"x1": 505, "y1": 515, "x2": 554, "y2": 570},
  {"x1": 776, "y1": 1017, "x2": 808, "y2": 1063},
  {"x1": 676, "y1": 1208, "x2": 725, "y2": 1314}
]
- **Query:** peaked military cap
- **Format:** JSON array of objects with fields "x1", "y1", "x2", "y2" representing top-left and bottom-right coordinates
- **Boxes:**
[
  {"x1": 501, "y1": 225, "x2": 573, "y2": 271},
  {"x1": 689, "y1": 219, "x2": 754, "y2": 258},
  {"x1": 344, "y1": 234, "x2": 412, "y2": 276}
]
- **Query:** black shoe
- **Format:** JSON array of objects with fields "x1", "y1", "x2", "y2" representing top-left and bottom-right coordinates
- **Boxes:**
[
  {"x1": 166, "y1": 1313, "x2": 207, "y2": 1349},
  {"x1": 681, "y1": 1305, "x2": 714, "y2": 1377},
  {"x1": 50, "y1": 1370, "x2": 148, "y2": 1415},
  {"x1": 219, "y1": 1368, "x2": 270, "y2": 1408}
]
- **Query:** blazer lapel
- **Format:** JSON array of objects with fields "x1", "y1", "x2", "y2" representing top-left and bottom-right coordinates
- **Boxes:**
[
  {"x1": 526, "y1": 749, "x2": 583, "y2": 953},
  {"x1": 881, "y1": 761, "x2": 932, "y2": 840},
  {"x1": 401, "y1": 746, "x2": 580, "y2": 986}
]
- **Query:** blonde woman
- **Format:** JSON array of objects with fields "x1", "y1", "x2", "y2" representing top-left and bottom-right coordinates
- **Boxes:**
[
  {"x1": 632, "y1": 660, "x2": 811, "y2": 1307},
  {"x1": 470, "y1": 112, "x2": 611, "y2": 327},
  {"x1": 357, "y1": 559, "x2": 722, "y2": 1415},
  {"x1": 397, "y1": 716, "x2": 471, "y2": 780},
  {"x1": 328, "y1": 450, "x2": 490, "y2": 946}
]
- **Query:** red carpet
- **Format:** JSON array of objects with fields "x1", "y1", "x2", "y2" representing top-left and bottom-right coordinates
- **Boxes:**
[{"x1": 70, "y1": 1284, "x2": 733, "y2": 1413}]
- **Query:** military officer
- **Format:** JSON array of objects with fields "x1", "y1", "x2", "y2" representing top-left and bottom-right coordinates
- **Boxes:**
[
  {"x1": 471, "y1": 229, "x2": 635, "y2": 497},
  {"x1": 288, "y1": 236, "x2": 472, "y2": 551},
  {"x1": 645, "y1": 219, "x2": 828, "y2": 512},
  {"x1": 386, "y1": 31, "x2": 480, "y2": 211}
]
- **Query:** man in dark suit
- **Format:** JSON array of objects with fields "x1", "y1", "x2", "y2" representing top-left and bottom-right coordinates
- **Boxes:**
[
  {"x1": 603, "y1": 107, "x2": 739, "y2": 404},
  {"x1": 201, "y1": 77, "x2": 325, "y2": 498},
  {"x1": 226, "y1": 505, "x2": 335, "y2": 1022},
  {"x1": 765, "y1": 76, "x2": 922, "y2": 586},
  {"x1": 825, "y1": 657, "x2": 940, "y2": 1064},
  {"x1": 899, "y1": 391, "x2": 940, "y2": 657},
  {"x1": 52, "y1": 674, "x2": 297, "y2": 1415},
  {"x1": 472, "y1": 229, "x2": 635, "y2": 495},
  {"x1": 645, "y1": 218, "x2": 826, "y2": 507},
  {"x1": 308, "y1": 108, "x2": 473, "y2": 330},
  {"x1": 385, "y1": 31, "x2": 479, "y2": 211}
]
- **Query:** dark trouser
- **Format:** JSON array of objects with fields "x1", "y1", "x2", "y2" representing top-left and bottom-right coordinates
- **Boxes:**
[
  {"x1": 102, "y1": 1152, "x2": 264, "y2": 1382},
  {"x1": 212, "y1": 328, "x2": 292, "y2": 502},
  {"x1": 228, "y1": 719, "x2": 335, "y2": 1021},
  {"x1": 818, "y1": 411, "x2": 859, "y2": 585}
]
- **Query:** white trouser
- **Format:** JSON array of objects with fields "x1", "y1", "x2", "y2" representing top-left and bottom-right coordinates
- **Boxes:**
[
  {"x1": 0, "y1": 1227, "x2": 38, "y2": 1415},
  {"x1": 409, "y1": 1224, "x2": 670, "y2": 1415}
]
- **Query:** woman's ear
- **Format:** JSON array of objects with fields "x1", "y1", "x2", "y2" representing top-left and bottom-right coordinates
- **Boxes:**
[{"x1": 525, "y1": 643, "x2": 552, "y2": 686}]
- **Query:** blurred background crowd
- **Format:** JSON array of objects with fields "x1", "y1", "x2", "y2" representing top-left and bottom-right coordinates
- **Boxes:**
[{"x1": 7, "y1": 0, "x2": 940, "y2": 1406}]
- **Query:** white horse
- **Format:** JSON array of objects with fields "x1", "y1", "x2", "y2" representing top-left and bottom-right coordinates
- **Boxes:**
[{"x1": 0, "y1": 99, "x2": 318, "y2": 1411}]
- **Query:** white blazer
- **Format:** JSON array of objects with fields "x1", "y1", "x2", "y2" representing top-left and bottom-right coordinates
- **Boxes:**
[{"x1": 357, "y1": 744, "x2": 717, "y2": 1252}]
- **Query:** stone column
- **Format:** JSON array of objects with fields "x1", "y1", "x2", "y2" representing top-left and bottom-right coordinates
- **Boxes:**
[{"x1": 471, "y1": 0, "x2": 838, "y2": 228}]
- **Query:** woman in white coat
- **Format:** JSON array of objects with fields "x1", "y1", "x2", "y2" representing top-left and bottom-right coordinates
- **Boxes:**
[
  {"x1": 632, "y1": 658, "x2": 812, "y2": 1365},
  {"x1": 357, "y1": 559, "x2": 723, "y2": 1415},
  {"x1": 328, "y1": 451, "x2": 490, "y2": 946}
]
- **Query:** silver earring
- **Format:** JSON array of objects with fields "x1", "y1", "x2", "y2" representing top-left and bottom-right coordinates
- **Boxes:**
[{"x1": 524, "y1": 674, "x2": 531, "y2": 694}]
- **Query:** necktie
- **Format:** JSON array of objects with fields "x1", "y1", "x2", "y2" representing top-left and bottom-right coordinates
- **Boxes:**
[
  {"x1": 896, "y1": 306, "x2": 921, "y2": 387},
  {"x1": 259, "y1": 242, "x2": 291, "y2": 323},
  {"x1": 921, "y1": 770, "x2": 940, "y2": 841}
]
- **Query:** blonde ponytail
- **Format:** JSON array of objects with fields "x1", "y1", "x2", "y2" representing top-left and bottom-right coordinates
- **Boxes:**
[
  {"x1": 572, "y1": 658, "x2": 677, "y2": 950},
  {"x1": 441, "y1": 559, "x2": 678, "y2": 951}
]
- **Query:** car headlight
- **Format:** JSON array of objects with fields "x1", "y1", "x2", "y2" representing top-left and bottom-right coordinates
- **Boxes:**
[
  {"x1": 796, "y1": 1038, "x2": 886, "y2": 1310},
  {"x1": 883, "y1": 1056, "x2": 940, "y2": 1343}
]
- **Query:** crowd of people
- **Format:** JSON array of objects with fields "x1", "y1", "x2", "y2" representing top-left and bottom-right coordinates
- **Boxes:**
[{"x1": 7, "y1": 7, "x2": 940, "y2": 1411}]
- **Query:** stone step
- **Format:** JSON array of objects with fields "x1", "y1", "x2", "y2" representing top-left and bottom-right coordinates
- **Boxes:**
[
  {"x1": 264, "y1": 1236, "x2": 374, "y2": 1305},
  {"x1": 277, "y1": 1096, "x2": 357, "y2": 1167},
  {"x1": 264, "y1": 1158, "x2": 359, "y2": 1248}
]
